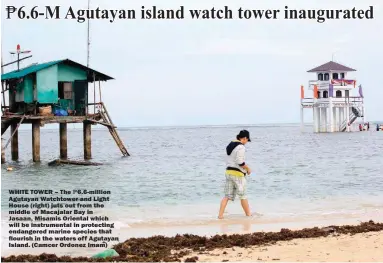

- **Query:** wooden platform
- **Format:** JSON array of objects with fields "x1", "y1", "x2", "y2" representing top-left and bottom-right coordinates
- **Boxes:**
[
  {"x1": 1, "y1": 114, "x2": 102, "y2": 135},
  {"x1": 1, "y1": 102, "x2": 129, "y2": 162},
  {"x1": 2, "y1": 114, "x2": 101, "y2": 124}
]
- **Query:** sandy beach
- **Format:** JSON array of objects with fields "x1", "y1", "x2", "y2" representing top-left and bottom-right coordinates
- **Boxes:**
[
  {"x1": 2, "y1": 221, "x2": 383, "y2": 262},
  {"x1": 182, "y1": 231, "x2": 383, "y2": 262}
]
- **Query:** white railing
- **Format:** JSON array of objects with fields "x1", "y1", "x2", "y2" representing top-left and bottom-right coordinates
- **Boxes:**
[
  {"x1": 301, "y1": 98, "x2": 314, "y2": 103},
  {"x1": 308, "y1": 80, "x2": 330, "y2": 90},
  {"x1": 301, "y1": 98, "x2": 314, "y2": 108},
  {"x1": 308, "y1": 80, "x2": 356, "y2": 90},
  {"x1": 303, "y1": 97, "x2": 363, "y2": 104},
  {"x1": 320, "y1": 97, "x2": 363, "y2": 103}
]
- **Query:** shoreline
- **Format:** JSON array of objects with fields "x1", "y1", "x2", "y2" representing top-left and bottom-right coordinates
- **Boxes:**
[
  {"x1": 2, "y1": 207, "x2": 381, "y2": 258},
  {"x1": 1, "y1": 220, "x2": 383, "y2": 262}
]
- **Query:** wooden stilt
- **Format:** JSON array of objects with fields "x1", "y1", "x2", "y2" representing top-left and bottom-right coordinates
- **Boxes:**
[
  {"x1": 11, "y1": 123, "x2": 19, "y2": 161},
  {"x1": 98, "y1": 80, "x2": 102, "y2": 102},
  {"x1": 1, "y1": 82, "x2": 6, "y2": 114},
  {"x1": 83, "y1": 121, "x2": 91, "y2": 160},
  {"x1": 60, "y1": 123, "x2": 68, "y2": 160},
  {"x1": 1, "y1": 140, "x2": 5, "y2": 164},
  {"x1": 32, "y1": 121, "x2": 40, "y2": 162}
]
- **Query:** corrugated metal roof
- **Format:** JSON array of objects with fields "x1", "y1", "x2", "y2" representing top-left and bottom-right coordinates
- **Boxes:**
[
  {"x1": 307, "y1": 61, "x2": 356, "y2": 73},
  {"x1": 1, "y1": 60, "x2": 63, "y2": 80},
  {"x1": 1, "y1": 59, "x2": 114, "y2": 82}
]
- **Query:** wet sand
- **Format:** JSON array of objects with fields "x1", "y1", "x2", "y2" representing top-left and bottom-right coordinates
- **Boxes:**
[{"x1": 2, "y1": 221, "x2": 383, "y2": 262}]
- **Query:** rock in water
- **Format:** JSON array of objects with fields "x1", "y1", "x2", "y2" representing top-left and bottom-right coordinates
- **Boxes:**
[{"x1": 91, "y1": 248, "x2": 119, "y2": 259}]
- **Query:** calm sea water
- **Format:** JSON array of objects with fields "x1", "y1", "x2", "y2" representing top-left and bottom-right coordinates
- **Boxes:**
[{"x1": 1, "y1": 124, "x2": 383, "y2": 256}]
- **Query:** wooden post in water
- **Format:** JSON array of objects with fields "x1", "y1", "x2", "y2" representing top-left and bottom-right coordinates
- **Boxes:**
[
  {"x1": 1, "y1": 139, "x2": 5, "y2": 164},
  {"x1": 60, "y1": 123, "x2": 68, "y2": 160},
  {"x1": 83, "y1": 121, "x2": 91, "y2": 159},
  {"x1": 11, "y1": 123, "x2": 19, "y2": 161},
  {"x1": 32, "y1": 121, "x2": 40, "y2": 162}
]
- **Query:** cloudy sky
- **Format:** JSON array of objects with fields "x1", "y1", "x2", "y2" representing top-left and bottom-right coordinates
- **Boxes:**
[{"x1": 1, "y1": 0, "x2": 382, "y2": 127}]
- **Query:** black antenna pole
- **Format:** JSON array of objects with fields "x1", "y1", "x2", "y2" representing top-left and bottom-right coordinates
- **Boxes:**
[
  {"x1": 85, "y1": 0, "x2": 91, "y2": 116},
  {"x1": 87, "y1": 0, "x2": 90, "y2": 67}
]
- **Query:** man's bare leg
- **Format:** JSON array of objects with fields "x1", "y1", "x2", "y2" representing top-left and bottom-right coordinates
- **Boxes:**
[
  {"x1": 218, "y1": 197, "x2": 229, "y2": 219},
  {"x1": 241, "y1": 199, "x2": 251, "y2": 216}
]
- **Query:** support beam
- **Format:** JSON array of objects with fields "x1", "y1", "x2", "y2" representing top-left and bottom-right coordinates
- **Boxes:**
[
  {"x1": 32, "y1": 121, "x2": 40, "y2": 162},
  {"x1": 312, "y1": 107, "x2": 315, "y2": 133},
  {"x1": 59, "y1": 123, "x2": 68, "y2": 160},
  {"x1": 335, "y1": 107, "x2": 339, "y2": 132},
  {"x1": 332, "y1": 107, "x2": 337, "y2": 132},
  {"x1": 11, "y1": 123, "x2": 19, "y2": 160},
  {"x1": 300, "y1": 106, "x2": 304, "y2": 132},
  {"x1": 83, "y1": 122, "x2": 91, "y2": 160},
  {"x1": 339, "y1": 107, "x2": 344, "y2": 132},
  {"x1": 329, "y1": 98, "x2": 333, "y2": 132},
  {"x1": 314, "y1": 106, "x2": 320, "y2": 133},
  {"x1": 1, "y1": 142, "x2": 5, "y2": 164},
  {"x1": 346, "y1": 103, "x2": 350, "y2": 132},
  {"x1": 319, "y1": 108, "x2": 324, "y2": 132}
]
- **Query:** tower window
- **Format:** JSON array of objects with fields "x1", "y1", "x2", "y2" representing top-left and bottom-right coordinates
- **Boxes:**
[
  {"x1": 324, "y1": 73, "x2": 329, "y2": 81},
  {"x1": 345, "y1": 90, "x2": 349, "y2": 98},
  {"x1": 318, "y1": 73, "x2": 323, "y2": 81},
  {"x1": 340, "y1": 73, "x2": 345, "y2": 79},
  {"x1": 336, "y1": 90, "x2": 342, "y2": 97},
  {"x1": 332, "y1": 73, "x2": 339, "y2": 80},
  {"x1": 323, "y1": 91, "x2": 328, "y2": 98}
]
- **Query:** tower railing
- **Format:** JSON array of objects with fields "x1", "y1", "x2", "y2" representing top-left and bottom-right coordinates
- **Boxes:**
[
  {"x1": 308, "y1": 80, "x2": 356, "y2": 90},
  {"x1": 316, "y1": 96, "x2": 363, "y2": 103}
]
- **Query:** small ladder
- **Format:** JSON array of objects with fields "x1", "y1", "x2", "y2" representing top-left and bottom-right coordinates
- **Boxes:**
[
  {"x1": 340, "y1": 107, "x2": 362, "y2": 132},
  {"x1": 97, "y1": 103, "x2": 130, "y2": 156}
]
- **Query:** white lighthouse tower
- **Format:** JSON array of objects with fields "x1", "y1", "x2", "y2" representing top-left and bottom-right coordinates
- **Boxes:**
[{"x1": 300, "y1": 61, "x2": 365, "y2": 132}]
